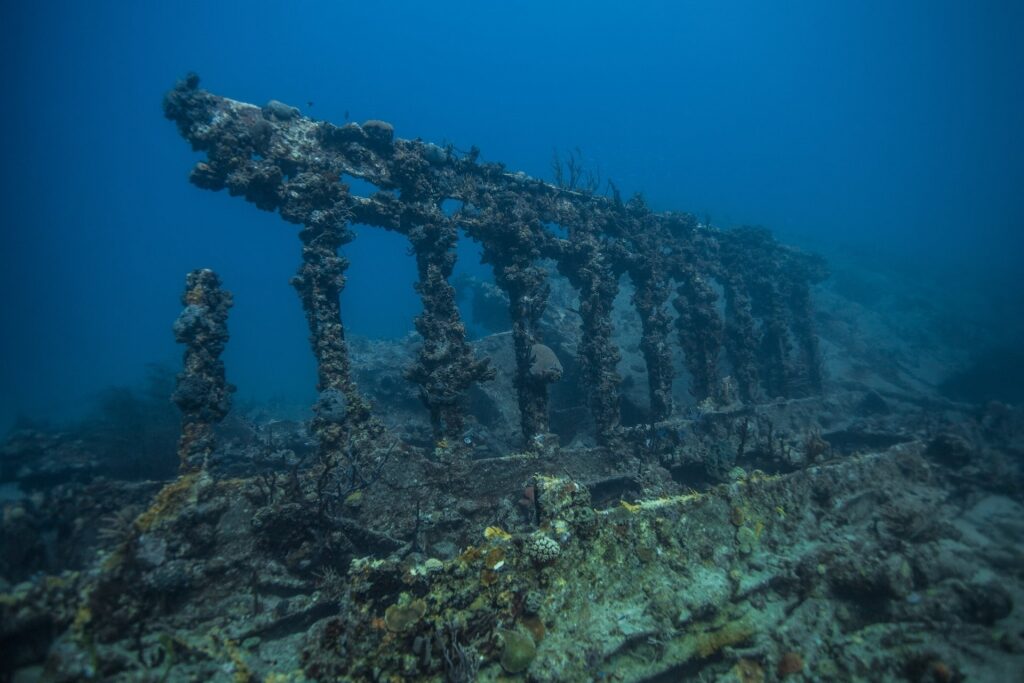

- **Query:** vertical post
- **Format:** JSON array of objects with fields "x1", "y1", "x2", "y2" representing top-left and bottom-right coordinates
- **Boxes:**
[
  {"x1": 719, "y1": 271, "x2": 760, "y2": 403},
  {"x1": 494, "y1": 260, "x2": 554, "y2": 441},
  {"x1": 631, "y1": 263, "x2": 675, "y2": 422},
  {"x1": 291, "y1": 219, "x2": 360, "y2": 459},
  {"x1": 405, "y1": 219, "x2": 494, "y2": 444},
  {"x1": 673, "y1": 269, "x2": 723, "y2": 402},
  {"x1": 753, "y1": 276, "x2": 792, "y2": 399},
  {"x1": 172, "y1": 269, "x2": 233, "y2": 473},
  {"x1": 622, "y1": 203, "x2": 676, "y2": 423},
  {"x1": 785, "y1": 254, "x2": 827, "y2": 395},
  {"x1": 560, "y1": 236, "x2": 621, "y2": 443}
]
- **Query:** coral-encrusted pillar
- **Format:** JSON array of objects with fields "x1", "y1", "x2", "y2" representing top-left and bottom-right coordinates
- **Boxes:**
[
  {"x1": 624, "y1": 202, "x2": 676, "y2": 423},
  {"x1": 291, "y1": 219, "x2": 360, "y2": 458},
  {"x1": 405, "y1": 219, "x2": 494, "y2": 443},
  {"x1": 673, "y1": 269, "x2": 723, "y2": 401},
  {"x1": 786, "y1": 254, "x2": 828, "y2": 395},
  {"x1": 172, "y1": 269, "x2": 234, "y2": 472},
  {"x1": 498, "y1": 260, "x2": 553, "y2": 441},
  {"x1": 719, "y1": 271, "x2": 760, "y2": 403},
  {"x1": 560, "y1": 235, "x2": 622, "y2": 444},
  {"x1": 753, "y1": 277, "x2": 792, "y2": 399},
  {"x1": 631, "y1": 261, "x2": 675, "y2": 422}
]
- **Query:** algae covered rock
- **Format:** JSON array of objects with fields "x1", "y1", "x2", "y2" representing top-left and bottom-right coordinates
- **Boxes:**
[
  {"x1": 384, "y1": 597, "x2": 426, "y2": 633},
  {"x1": 500, "y1": 628, "x2": 537, "y2": 674}
]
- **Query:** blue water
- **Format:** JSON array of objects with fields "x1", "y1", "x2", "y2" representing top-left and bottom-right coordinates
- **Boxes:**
[{"x1": 2, "y1": 1, "x2": 1022, "y2": 427}]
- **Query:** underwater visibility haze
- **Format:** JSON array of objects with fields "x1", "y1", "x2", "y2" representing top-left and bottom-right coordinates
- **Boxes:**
[{"x1": 1, "y1": 2, "x2": 1023, "y2": 681}]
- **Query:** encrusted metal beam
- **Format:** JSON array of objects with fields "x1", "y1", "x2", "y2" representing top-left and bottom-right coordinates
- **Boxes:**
[{"x1": 164, "y1": 74, "x2": 827, "y2": 450}]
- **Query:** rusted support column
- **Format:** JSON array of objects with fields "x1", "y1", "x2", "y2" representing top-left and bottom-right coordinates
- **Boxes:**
[
  {"x1": 719, "y1": 273, "x2": 760, "y2": 403},
  {"x1": 405, "y1": 219, "x2": 494, "y2": 441},
  {"x1": 469, "y1": 190, "x2": 558, "y2": 444},
  {"x1": 388, "y1": 139, "x2": 495, "y2": 444},
  {"x1": 673, "y1": 269, "x2": 723, "y2": 401},
  {"x1": 293, "y1": 222, "x2": 351, "y2": 394},
  {"x1": 785, "y1": 254, "x2": 828, "y2": 394},
  {"x1": 755, "y1": 280, "x2": 792, "y2": 398},
  {"x1": 631, "y1": 263, "x2": 675, "y2": 421},
  {"x1": 716, "y1": 230, "x2": 760, "y2": 403},
  {"x1": 282, "y1": 174, "x2": 383, "y2": 458},
  {"x1": 494, "y1": 260, "x2": 554, "y2": 440},
  {"x1": 787, "y1": 278, "x2": 822, "y2": 394},
  {"x1": 724, "y1": 228, "x2": 797, "y2": 399},
  {"x1": 172, "y1": 269, "x2": 234, "y2": 473},
  {"x1": 560, "y1": 235, "x2": 621, "y2": 443},
  {"x1": 290, "y1": 218, "x2": 370, "y2": 458},
  {"x1": 625, "y1": 203, "x2": 676, "y2": 422}
]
